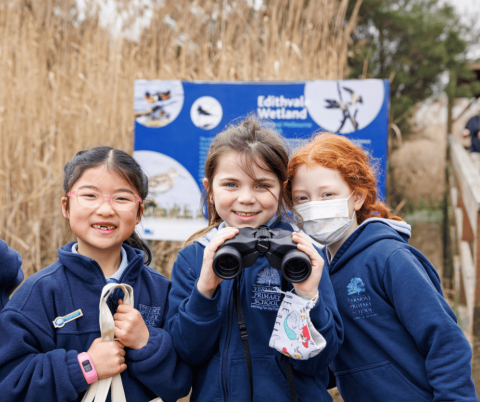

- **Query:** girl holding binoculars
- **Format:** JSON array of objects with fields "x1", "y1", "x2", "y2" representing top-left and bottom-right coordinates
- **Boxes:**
[{"x1": 166, "y1": 117, "x2": 343, "y2": 402}]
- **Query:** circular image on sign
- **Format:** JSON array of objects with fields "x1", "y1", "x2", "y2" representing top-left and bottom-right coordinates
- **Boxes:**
[
  {"x1": 133, "y1": 150, "x2": 204, "y2": 220},
  {"x1": 304, "y1": 80, "x2": 385, "y2": 134},
  {"x1": 134, "y1": 80, "x2": 184, "y2": 128},
  {"x1": 190, "y1": 96, "x2": 223, "y2": 130}
]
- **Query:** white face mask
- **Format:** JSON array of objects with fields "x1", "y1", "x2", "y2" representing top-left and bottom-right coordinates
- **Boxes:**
[{"x1": 294, "y1": 192, "x2": 355, "y2": 246}]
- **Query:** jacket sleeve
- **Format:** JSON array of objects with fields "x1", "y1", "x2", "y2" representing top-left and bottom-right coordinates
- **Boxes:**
[
  {"x1": 290, "y1": 264, "x2": 344, "y2": 375},
  {"x1": 384, "y1": 249, "x2": 476, "y2": 401},
  {"x1": 0, "y1": 309, "x2": 88, "y2": 402},
  {"x1": 126, "y1": 326, "x2": 192, "y2": 402},
  {"x1": 165, "y1": 250, "x2": 224, "y2": 365},
  {"x1": 0, "y1": 238, "x2": 24, "y2": 311}
]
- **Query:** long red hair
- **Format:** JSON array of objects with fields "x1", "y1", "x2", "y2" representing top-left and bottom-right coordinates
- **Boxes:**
[{"x1": 286, "y1": 133, "x2": 402, "y2": 224}]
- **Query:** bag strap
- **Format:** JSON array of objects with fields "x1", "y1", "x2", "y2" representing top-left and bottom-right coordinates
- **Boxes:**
[
  {"x1": 82, "y1": 283, "x2": 134, "y2": 402},
  {"x1": 233, "y1": 277, "x2": 299, "y2": 402},
  {"x1": 233, "y1": 278, "x2": 254, "y2": 402},
  {"x1": 280, "y1": 278, "x2": 298, "y2": 402}
]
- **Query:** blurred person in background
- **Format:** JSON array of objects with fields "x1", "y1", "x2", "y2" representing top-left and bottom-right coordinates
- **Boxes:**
[
  {"x1": 462, "y1": 110, "x2": 480, "y2": 171},
  {"x1": 0, "y1": 238, "x2": 23, "y2": 313}
]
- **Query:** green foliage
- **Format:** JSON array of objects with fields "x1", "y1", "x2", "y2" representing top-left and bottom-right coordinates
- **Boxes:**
[{"x1": 347, "y1": 0, "x2": 471, "y2": 130}]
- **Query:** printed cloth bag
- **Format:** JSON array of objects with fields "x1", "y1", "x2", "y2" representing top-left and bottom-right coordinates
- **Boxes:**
[
  {"x1": 269, "y1": 290, "x2": 326, "y2": 360},
  {"x1": 82, "y1": 283, "x2": 162, "y2": 402}
]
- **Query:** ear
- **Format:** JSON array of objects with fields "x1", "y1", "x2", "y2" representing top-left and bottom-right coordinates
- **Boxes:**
[
  {"x1": 353, "y1": 190, "x2": 367, "y2": 211},
  {"x1": 203, "y1": 178, "x2": 214, "y2": 203},
  {"x1": 61, "y1": 197, "x2": 70, "y2": 220},
  {"x1": 136, "y1": 204, "x2": 144, "y2": 225}
]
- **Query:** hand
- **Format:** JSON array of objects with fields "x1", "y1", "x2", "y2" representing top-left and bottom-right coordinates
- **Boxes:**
[
  {"x1": 291, "y1": 232, "x2": 324, "y2": 300},
  {"x1": 463, "y1": 128, "x2": 471, "y2": 138},
  {"x1": 197, "y1": 226, "x2": 239, "y2": 298},
  {"x1": 113, "y1": 300, "x2": 150, "y2": 350},
  {"x1": 86, "y1": 338, "x2": 126, "y2": 379}
]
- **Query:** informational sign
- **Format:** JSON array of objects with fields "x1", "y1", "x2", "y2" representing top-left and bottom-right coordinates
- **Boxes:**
[{"x1": 134, "y1": 79, "x2": 389, "y2": 241}]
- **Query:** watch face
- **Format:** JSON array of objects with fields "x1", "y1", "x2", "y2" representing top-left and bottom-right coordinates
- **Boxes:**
[{"x1": 82, "y1": 360, "x2": 92, "y2": 372}]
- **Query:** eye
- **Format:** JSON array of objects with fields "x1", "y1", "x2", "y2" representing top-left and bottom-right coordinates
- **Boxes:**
[
  {"x1": 224, "y1": 182, "x2": 236, "y2": 188},
  {"x1": 113, "y1": 194, "x2": 135, "y2": 203},
  {"x1": 294, "y1": 196, "x2": 308, "y2": 204},
  {"x1": 323, "y1": 193, "x2": 334, "y2": 198},
  {"x1": 79, "y1": 193, "x2": 99, "y2": 200},
  {"x1": 257, "y1": 183, "x2": 270, "y2": 189}
]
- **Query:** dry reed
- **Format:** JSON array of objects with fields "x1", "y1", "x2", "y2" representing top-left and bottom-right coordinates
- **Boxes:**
[{"x1": 0, "y1": 0, "x2": 361, "y2": 278}]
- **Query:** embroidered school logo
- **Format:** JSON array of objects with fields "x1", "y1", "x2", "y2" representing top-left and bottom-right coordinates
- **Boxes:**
[
  {"x1": 139, "y1": 304, "x2": 162, "y2": 327},
  {"x1": 251, "y1": 267, "x2": 282, "y2": 311},
  {"x1": 347, "y1": 277, "x2": 365, "y2": 295},
  {"x1": 53, "y1": 309, "x2": 83, "y2": 328},
  {"x1": 346, "y1": 277, "x2": 377, "y2": 320}
]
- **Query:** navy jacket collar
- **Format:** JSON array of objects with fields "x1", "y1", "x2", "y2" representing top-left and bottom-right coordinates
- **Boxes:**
[
  {"x1": 325, "y1": 219, "x2": 411, "y2": 274},
  {"x1": 57, "y1": 242, "x2": 145, "y2": 285}
]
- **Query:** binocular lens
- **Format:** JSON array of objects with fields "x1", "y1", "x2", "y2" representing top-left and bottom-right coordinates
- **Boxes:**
[
  {"x1": 217, "y1": 255, "x2": 239, "y2": 271},
  {"x1": 281, "y1": 250, "x2": 311, "y2": 283},
  {"x1": 212, "y1": 246, "x2": 243, "y2": 280}
]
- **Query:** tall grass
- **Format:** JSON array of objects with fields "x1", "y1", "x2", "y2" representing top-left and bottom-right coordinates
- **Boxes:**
[{"x1": 0, "y1": 0, "x2": 361, "y2": 278}]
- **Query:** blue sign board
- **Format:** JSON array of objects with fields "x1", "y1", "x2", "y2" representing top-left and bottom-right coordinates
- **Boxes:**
[{"x1": 134, "y1": 79, "x2": 389, "y2": 241}]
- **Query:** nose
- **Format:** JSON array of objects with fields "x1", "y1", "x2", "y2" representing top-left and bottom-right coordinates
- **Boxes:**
[
  {"x1": 237, "y1": 187, "x2": 255, "y2": 204},
  {"x1": 95, "y1": 196, "x2": 115, "y2": 215}
]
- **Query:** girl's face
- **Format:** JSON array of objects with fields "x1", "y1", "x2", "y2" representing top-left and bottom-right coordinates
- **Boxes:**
[
  {"x1": 62, "y1": 165, "x2": 144, "y2": 255},
  {"x1": 205, "y1": 151, "x2": 281, "y2": 229},
  {"x1": 291, "y1": 164, "x2": 363, "y2": 213}
]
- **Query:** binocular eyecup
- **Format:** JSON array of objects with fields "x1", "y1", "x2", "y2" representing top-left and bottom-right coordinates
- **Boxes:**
[
  {"x1": 212, "y1": 246, "x2": 243, "y2": 280},
  {"x1": 212, "y1": 226, "x2": 311, "y2": 283}
]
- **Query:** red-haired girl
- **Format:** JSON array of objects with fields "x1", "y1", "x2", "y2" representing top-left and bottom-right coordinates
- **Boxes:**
[{"x1": 286, "y1": 133, "x2": 476, "y2": 401}]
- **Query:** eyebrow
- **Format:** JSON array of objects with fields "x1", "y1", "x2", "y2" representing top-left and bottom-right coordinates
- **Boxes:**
[{"x1": 76, "y1": 185, "x2": 135, "y2": 194}]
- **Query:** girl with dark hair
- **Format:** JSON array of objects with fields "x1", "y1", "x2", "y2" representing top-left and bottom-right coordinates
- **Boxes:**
[
  {"x1": 0, "y1": 146, "x2": 191, "y2": 402},
  {"x1": 166, "y1": 117, "x2": 343, "y2": 402},
  {"x1": 286, "y1": 133, "x2": 476, "y2": 401}
]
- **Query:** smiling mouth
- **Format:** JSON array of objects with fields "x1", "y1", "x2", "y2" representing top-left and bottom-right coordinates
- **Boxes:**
[
  {"x1": 234, "y1": 211, "x2": 260, "y2": 217},
  {"x1": 92, "y1": 224, "x2": 117, "y2": 230}
]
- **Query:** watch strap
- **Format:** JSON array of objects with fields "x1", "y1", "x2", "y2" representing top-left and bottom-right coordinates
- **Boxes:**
[{"x1": 78, "y1": 352, "x2": 98, "y2": 385}]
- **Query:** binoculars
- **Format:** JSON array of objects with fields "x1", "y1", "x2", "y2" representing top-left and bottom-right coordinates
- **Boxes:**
[{"x1": 212, "y1": 225, "x2": 311, "y2": 283}]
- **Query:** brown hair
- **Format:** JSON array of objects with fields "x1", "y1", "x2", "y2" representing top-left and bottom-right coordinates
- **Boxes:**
[
  {"x1": 184, "y1": 116, "x2": 292, "y2": 246},
  {"x1": 286, "y1": 133, "x2": 402, "y2": 225}
]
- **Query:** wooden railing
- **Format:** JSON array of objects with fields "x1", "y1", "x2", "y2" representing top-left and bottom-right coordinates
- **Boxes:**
[{"x1": 447, "y1": 134, "x2": 480, "y2": 388}]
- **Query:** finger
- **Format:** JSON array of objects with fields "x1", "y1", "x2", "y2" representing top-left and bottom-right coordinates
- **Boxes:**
[
  {"x1": 120, "y1": 348, "x2": 126, "y2": 357},
  {"x1": 116, "y1": 304, "x2": 132, "y2": 314},
  {"x1": 118, "y1": 299, "x2": 123, "y2": 305},
  {"x1": 115, "y1": 340, "x2": 125, "y2": 348},
  {"x1": 292, "y1": 232, "x2": 314, "y2": 246},
  {"x1": 114, "y1": 312, "x2": 129, "y2": 321},
  {"x1": 295, "y1": 243, "x2": 322, "y2": 264},
  {"x1": 119, "y1": 363, "x2": 127, "y2": 373}
]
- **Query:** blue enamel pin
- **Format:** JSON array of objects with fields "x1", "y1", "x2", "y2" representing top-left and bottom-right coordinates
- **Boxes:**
[{"x1": 53, "y1": 309, "x2": 83, "y2": 328}]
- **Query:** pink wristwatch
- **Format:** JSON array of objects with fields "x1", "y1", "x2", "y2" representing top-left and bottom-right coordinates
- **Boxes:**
[{"x1": 77, "y1": 352, "x2": 98, "y2": 384}]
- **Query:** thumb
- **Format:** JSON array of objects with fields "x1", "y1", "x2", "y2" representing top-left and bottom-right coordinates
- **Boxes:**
[{"x1": 118, "y1": 299, "x2": 123, "y2": 305}]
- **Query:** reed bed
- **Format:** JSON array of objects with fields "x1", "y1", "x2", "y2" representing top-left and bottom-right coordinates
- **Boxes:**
[{"x1": 0, "y1": 0, "x2": 361, "y2": 278}]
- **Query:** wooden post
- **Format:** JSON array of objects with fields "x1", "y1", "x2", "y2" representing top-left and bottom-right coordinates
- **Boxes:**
[{"x1": 447, "y1": 135, "x2": 480, "y2": 390}]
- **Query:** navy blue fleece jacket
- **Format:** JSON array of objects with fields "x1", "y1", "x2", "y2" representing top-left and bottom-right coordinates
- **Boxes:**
[
  {"x1": 325, "y1": 218, "x2": 476, "y2": 402},
  {"x1": 166, "y1": 220, "x2": 343, "y2": 402},
  {"x1": 0, "y1": 238, "x2": 23, "y2": 311},
  {"x1": 0, "y1": 242, "x2": 192, "y2": 402}
]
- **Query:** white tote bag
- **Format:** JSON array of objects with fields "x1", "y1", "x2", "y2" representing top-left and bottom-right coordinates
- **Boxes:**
[{"x1": 82, "y1": 283, "x2": 163, "y2": 402}]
